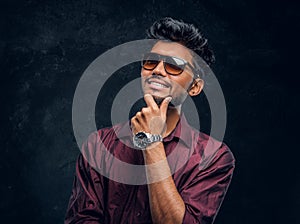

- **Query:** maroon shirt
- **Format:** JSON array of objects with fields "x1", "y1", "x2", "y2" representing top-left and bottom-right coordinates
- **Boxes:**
[{"x1": 65, "y1": 115, "x2": 235, "y2": 224}]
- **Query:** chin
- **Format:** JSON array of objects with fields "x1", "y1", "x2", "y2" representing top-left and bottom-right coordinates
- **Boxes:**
[
  {"x1": 153, "y1": 95, "x2": 181, "y2": 108},
  {"x1": 144, "y1": 90, "x2": 168, "y2": 99},
  {"x1": 152, "y1": 95, "x2": 164, "y2": 105}
]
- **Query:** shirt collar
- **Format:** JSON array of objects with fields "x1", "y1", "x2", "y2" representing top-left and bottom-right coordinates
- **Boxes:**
[{"x1": 114, "y1": 114, "x2": 193, "y2": 148}]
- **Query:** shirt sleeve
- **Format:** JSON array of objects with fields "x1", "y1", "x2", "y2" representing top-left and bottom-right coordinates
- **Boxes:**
[
  {"x1": 65, "y1": 133, "x2": 105, "y2": 224},
  {"x1": 180, "y1": 143, "x2": 235, "y2": 224}
]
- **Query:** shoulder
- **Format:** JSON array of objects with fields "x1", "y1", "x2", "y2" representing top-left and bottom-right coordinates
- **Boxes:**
[
  {"x1": 178, "y1": 115, "x2": 235, "y2": 169},
  {"x1": 79, "y1": 123, "x2": 128, "y2": 170},
  {"x1": 202, "y1": 135, "x2": 235, "y2": 171},
  {"x1": 189, "y1": 128, "x2": 235, "y2": 170},
  {"x1": 84, "y1": 123, "x2": 126, "y2": 145},
  {"x1": 80, "y1": 122, "x2": 127, "y2": 157}
]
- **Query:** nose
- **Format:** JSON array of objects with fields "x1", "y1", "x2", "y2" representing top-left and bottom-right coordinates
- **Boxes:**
[{"x1": 152, "y1": 61, "x2": 167, "y2": 77}]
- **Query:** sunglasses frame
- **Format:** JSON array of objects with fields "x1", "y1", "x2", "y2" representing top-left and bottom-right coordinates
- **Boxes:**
[{"x1": 141, "y1": 52, "x2": 197, "y2": 76}]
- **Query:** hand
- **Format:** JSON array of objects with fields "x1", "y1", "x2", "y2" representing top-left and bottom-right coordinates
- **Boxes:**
[{"x1": 131, "y1": 94, "x2": 172, "y2": 136}]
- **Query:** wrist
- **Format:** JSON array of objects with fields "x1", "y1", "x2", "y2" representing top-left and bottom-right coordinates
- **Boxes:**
[{"x1": 143, "y1": 142, "x2": 166, "y2": 163}]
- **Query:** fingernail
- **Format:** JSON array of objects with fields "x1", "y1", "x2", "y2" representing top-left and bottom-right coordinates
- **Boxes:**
[{"x1": 166, "y1": 97, "x2": 172, "y2": 102}]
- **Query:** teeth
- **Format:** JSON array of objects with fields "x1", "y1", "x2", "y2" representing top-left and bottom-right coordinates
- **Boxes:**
[{"x1": 150, "y1": 81, "x2": 168, "y2": 88}]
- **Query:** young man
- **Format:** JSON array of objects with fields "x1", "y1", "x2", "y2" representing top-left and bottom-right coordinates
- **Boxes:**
[{"x1": 65, "y1": 17, "x2": 235, "y2": 224}]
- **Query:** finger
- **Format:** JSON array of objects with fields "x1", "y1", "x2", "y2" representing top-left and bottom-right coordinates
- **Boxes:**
[
  {"x1": 133, "y1": 111, "x2": 148, "y2": 131},
  {"x1": 130, "y1": 117, "x2": 137, "y2": 133},
  {"x1": 144, "y1": 94, "x2": 159, "y2": 110},
  {"x1": 130, "y1": 116, "x2": 141, "y2": 134},
  {"x1": 141, "y1": 107, "x2": 151, "y2": 118},
  {"x1": 160, "y1": 97, "x2": 172, "y2": 119},
  {"x1": 136, "y1": 111, "x2": 143, "y2": 119}
]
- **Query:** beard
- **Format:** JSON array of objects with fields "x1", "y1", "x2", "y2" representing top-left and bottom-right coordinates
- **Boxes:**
[{"x1": 152, "y1": 93, "x2": 187, "y2": 108}]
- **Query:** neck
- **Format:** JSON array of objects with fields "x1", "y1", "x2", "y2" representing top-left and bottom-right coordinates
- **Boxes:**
[{"x1": 164, "y1": 105, "x2": 181, "y2": 137}]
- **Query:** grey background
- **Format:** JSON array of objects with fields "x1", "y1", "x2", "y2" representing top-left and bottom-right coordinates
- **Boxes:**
[{"x1": 0, "y1": 0, "x2": 299, "y2": 223}]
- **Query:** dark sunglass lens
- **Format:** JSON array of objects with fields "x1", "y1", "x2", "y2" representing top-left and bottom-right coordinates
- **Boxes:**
[
  {"x1": 142, "y1": 60, "x2": 158, "y2": 70},
  {"x1": 165, "y1": 63, "x2": 184, "y2": 75},
  {"x1": 142, "y1": 53, "x2": 159, "y2": 70},
  {"x1": 165, "y1": 56, "x2": 185, "y2": 75}
]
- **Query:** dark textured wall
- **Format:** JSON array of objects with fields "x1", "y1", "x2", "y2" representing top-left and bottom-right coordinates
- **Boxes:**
[{"x1": 1, "y1": 0, "x2": 299, "y2": 223}]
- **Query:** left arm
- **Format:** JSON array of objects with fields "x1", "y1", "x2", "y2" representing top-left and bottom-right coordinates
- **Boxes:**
[
  {"x1": 131, "y1": 94, "x2": 185, "y2": 223},
  {"x1": 143, "y1": 142, "x2": 185, "y2": 224}
]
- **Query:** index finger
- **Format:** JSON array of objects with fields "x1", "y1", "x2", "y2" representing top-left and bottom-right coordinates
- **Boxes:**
[{"x1": 144, "y1": 94, "x2": 159, "y2": 110}]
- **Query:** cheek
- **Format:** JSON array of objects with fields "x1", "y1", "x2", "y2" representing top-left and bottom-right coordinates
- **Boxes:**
[
  {"x1": 171, "y1": 76, "x2": 193, "y2": 90},
  {"x1": 141, "y1": 69, "x2": 152, "y2": 78}
]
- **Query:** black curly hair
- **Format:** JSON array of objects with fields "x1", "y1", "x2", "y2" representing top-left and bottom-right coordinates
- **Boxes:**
[{"x1": 146, "y1": 17, "x2": 215, "y2": 67}]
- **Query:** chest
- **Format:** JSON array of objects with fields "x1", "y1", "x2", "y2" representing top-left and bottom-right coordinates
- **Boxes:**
[{"x1": 104, "y1": 182, "x2": 151, "y2": 224}]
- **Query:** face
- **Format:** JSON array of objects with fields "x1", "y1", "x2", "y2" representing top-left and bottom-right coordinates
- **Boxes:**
[{"x1": 141, "y1": 41, "x2": 203, "y2": 107}]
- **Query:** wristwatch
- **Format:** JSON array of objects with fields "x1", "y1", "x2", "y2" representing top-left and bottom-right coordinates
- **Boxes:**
[{"x1": 133, "y1": 132, "x2": 163, "y2": 149}]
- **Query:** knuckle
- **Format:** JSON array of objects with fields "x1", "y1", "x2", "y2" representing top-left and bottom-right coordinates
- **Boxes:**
[
  {"x1": 141, "y1": 107, "x2": 149, "y2": 114},
  {"x1": 153, "y1": 108, "x2": 159, "y2": 113}
]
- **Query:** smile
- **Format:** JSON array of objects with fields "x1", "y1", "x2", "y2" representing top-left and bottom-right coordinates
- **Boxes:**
[
  {"x1": 146, "y1": 78, "x2": 170, "y2": 89},
  {"x1": 149, "y1": 81, "x2": 169, "y2": 88}
]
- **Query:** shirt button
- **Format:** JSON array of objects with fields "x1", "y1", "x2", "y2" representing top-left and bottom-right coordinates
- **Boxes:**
[
  {"x1": 136, "y1": 212, "x2": 141, "y2": 217},
  {"x1": 87, "y1": 200, "x2": 95, "y2": 208}
]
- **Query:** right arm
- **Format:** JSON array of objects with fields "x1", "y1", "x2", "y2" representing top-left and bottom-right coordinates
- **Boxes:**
[{"x1": 65, "y1": 152, "x2": 105, "y2": 224}]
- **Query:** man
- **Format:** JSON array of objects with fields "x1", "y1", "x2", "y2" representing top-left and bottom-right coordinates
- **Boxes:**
[{"x1": 65, "y1": 17, "x2": 235, "y2": 224}]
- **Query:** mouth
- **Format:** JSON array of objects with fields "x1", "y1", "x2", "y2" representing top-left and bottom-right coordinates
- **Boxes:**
[{"x1": 145, "y1": 78, "x2": 171, "y2": 89}]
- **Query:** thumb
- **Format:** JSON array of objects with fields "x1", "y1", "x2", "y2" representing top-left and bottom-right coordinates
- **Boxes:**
[{"x1": 160, "y1": 96, "x2": 172, "y2": 119}]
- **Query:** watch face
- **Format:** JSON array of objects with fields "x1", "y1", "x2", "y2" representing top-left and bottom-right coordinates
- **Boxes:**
[
  {"x1": 135, "y1": 132, "x2": 147, "y2": 139},
  {"x1": 133, "y1": 132, "x2": 148, "y2": 149},
  {"x1": 133, "y1": 132, "x2": 162, "y2": 149}
]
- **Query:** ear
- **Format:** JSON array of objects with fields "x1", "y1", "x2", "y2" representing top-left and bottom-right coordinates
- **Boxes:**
[{"x1": 188, "y1": 78, "x2": 204, "y2": 96}]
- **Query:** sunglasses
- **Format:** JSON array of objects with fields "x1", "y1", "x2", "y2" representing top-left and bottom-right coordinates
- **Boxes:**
[{"x1": 141, "y1": 52, "x2": 196, "y2": 76}]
